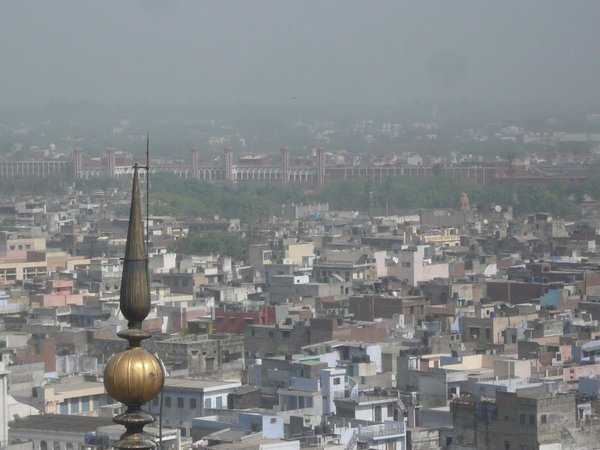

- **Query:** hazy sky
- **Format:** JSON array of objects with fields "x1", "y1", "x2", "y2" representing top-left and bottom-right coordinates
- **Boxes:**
[{"x1": 1, "y1": 1, "x2": 599, "y2": 110}]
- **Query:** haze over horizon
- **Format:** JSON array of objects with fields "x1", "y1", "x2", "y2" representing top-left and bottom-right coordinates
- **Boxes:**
[{"x1": 1, "y1": 1, "x2": 599, "y2": 117}]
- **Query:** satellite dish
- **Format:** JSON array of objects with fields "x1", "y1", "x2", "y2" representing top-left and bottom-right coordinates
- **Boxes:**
[
  {"x1": 547, "y1": 216, "x2": 553, "y2": 222},
  {"x1": 494, "y1": 205, "x2": 502, "y2": 213},
  {"x1": 392, "y1": 256, "x2": 399, "y2": 264},
  {"x1": 483, "y1": 219, "x2": 489, "y2": 225}
]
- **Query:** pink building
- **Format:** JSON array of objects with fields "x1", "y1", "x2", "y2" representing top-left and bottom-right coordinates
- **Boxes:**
[
  {"x1": 387, "y1": 246, "x2": 449, "y2": 286},
  {"x1": 31, "y1": 279, "x2": 83, "y2": 308},
  {"x1": 564, "y1": 363, "x2": 600, "y2": 387}
]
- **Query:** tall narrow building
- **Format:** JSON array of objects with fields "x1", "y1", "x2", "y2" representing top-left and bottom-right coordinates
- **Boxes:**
[
  {"x1": 224, "y1": 147, "x2": 233, "y2": 181},
  {"x1": 281, "y1": 147, "x2": 290, "y2": 185},
  {"x1": 316, "y1": 147, "x2": 326, "y2": 186}
]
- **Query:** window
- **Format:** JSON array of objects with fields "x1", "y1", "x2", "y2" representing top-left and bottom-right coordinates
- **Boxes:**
[
  {"x1": 204, "y1": 398, "x2": 211, "y2": 408},
  {"x1": 177, "y1": 397, "x2": 184, "y2": 408},
  {"x1": 485, "y1": 328, "x2": 492, "y2": 340},
  {"x1": 520, "y1": 414, "x2": 526, "y2": 424},
  {"x1": 505, "y1": 441, "x2": 510, "y2": 450},
  {"x1": 333, "y1": 378, "x2": 341, "y2": 385},
  {"x1": 529, "y1": 415, "x2": 535, "y2": 424},
  {"x1": 387, "y1": 404, "x2": 394, "y2": 417},
  {"x1": 9, "y1": 245, "x2": 15, "y2": 251},
  {"x1": 70, "y1": 398, "x2": 79, "y2": 414},
  {"x1": 82, "y1": 396, "x2": 90, "y2": 412},
  {"x1": 541, "y1": 414, "x2": 547, "y2": 424},
  {"x1": 60, "y1": 402, "x2": 68, "y2": 415},
  {"x1": 374, "y1": 405, "x2": 382, "y2": 421},
  {"x1": 216, "y1": 396, "x2": 223, "y2": 408},
  {"x1": 153, "y1": 397, "x2": 159, "y2": 406},
  {"x1": 401, "y1": 262, "x2": 411, "y2": 268},
  {"x1": 190, "y1": 398, "x2": 197, "y2": 409},
  {"x1": 165, "y1": 396, "x2": 171, "y2": 408}
]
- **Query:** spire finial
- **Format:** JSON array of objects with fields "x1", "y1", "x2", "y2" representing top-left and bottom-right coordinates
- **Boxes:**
[
  {"x1": 104, "y1": 156, "x2": 163, "y2": 450},
  {"x1": 119, "y1": 165, "x2": 149, "y2": 329}
]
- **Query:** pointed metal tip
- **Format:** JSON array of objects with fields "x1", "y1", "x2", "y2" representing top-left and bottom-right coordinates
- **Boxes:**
[{"x1": 120, "y1": 167, "x2": 150, "y2": 328}]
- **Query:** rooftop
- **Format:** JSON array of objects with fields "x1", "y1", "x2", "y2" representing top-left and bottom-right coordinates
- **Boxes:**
[
  {"x1": 9, "y1": 414, "x2": 113, "y2": 432},
  {"x1": 164, "y1": 378, "x2": 240, "y2": 391}
]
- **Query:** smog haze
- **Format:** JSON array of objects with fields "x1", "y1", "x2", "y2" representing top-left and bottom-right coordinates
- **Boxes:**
[{"x1": 1, "y1": 0, "x2": 599, "y2": 117}]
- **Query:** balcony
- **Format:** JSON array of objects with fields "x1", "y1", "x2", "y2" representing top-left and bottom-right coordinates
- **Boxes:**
[
  {"x1": 357, "y1": 422, "x2": 405, "y2": 441},
  {"x1": 0, "y1": 304, "x2": 23, "y2": 315}
]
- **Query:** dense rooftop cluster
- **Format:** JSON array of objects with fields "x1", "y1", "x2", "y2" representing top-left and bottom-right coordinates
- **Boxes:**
[{"x1": 3, "y1": 174, "x2": 600, "y2": 449}]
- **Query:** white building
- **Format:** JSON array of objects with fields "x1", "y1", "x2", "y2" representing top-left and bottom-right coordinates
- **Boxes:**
[{"x1": 152, "y1": 378, "x2": 241, "y2": 438}]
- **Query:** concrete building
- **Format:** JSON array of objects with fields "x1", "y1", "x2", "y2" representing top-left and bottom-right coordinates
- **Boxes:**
[
  {"x1": 7, "y1": 414, "x2": 180, "y2": 450},
  {"x1": 451, "y1": 385, "x2": 576, "y2": 450},
  {"x1": 0, "y1": 231, "x2": 46, "y2": 260},
  {"x1": 30, "y1": 380, "x2": 108, "y2": 416},
  {"x1": 387, "y1": 246, "x2": 449, "y2": 287},
  {"x1": 155, "y1": 334, "x2": 244, "y2": 376},
  {"x1": 152, "y1": 378, "x2": 241, "y2": 438},
  {"x1": 335, "y1": 393, "x2": 401, "y2": 422},
  {"x1": 355, "y1": 421, "x2": 407, "y2": 450},
  {"x1": 278, "y1": 377, "x2": 323, "y2": 416},
  {"x1": 8, "y1": 414, "x2": 114, "y2": 450}
]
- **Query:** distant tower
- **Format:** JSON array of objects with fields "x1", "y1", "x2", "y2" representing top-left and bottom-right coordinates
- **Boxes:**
[
  {"x1": 106, "y1": 148, "x2": 117, "y2": 178},
  {"x1": 316, "y1": 147, "x2": 326, "y2": 186},
  {"x1": 224, "y1": 147, "x2": 233, "y2": 181},
  {"x1": 458, "y1": 192, "x2": 470, "y2": 210},
  {"x1": 281, "y1": 147, "x2": 290, "y2": 185},
  {"x1": 73, "y1": 148, "x2": 83, "y2": 179},
  {"x1": 190, "y1": 148, "x2": 199, "y2": 179},
  {"x1": 103, "y1": 166, "x2": 164, "y2": 449}
]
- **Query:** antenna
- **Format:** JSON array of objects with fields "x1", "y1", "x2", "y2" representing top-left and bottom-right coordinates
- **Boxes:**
[
  {"x1": 146, "y1": 134, "x2": 162, "y2": 450},
  {"x1": 144, "y1": 134, "x2": 151, "y2": 301}
]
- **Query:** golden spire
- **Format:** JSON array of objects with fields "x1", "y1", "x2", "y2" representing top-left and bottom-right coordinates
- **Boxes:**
[{"x1": 104, "y1": 163, "x2": 164, "y2": 450}]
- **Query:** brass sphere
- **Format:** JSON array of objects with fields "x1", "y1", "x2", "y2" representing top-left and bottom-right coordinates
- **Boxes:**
[{"x1": 104, "y1": 347, "x2": 163, "y2": 406}]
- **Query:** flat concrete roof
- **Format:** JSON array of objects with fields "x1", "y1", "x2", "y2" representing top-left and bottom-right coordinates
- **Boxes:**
[
  {"x1": 164, "y1": 378, "x2": 240, "y2": 391},
  {"x1": 9, "y1": 414, "x2": 113, "y2": 432}
]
